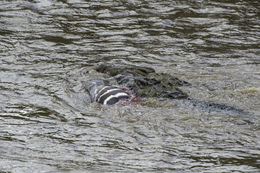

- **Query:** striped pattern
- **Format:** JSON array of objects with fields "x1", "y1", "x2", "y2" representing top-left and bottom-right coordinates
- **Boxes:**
[{"x1": 94, "y1": 86, "x2": 130, "y2": 105}]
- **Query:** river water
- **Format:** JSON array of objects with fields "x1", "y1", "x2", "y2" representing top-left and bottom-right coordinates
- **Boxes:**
[{"x1": 0, "y1": 0, "x2": 259, "y2": 172}]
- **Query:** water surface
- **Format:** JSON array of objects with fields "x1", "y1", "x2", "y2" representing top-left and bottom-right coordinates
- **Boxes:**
[{"x1": 0, "y1": 0, "x2": 259, "y2": 172}]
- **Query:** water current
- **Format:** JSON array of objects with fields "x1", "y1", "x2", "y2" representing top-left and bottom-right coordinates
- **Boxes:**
[{"x1": 0, "y1": 0, "x2": 259, "y2": 172}]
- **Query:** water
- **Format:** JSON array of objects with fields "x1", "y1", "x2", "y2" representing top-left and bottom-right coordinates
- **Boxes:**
[{"x1": 0, "y1": 0, "x2": 259, "y2": 172}]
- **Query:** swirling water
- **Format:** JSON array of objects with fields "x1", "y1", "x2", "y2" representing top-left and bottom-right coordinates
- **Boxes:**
[{"x1": 0, "y1": 0, "x2": 259, "y2": 172}]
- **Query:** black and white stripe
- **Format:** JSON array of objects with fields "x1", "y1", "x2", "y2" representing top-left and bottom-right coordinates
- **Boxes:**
[{"x1": 94, "y1": 86, "x2": 130, "y2": 105}]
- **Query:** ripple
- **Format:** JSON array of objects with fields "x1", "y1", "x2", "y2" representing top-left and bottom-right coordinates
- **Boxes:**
[{"x1": 0, "y1": 0, "x2": 259, "y2": 172}]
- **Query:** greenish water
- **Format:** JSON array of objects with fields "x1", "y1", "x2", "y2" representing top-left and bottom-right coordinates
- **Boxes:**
[{"x1": 0, "y1": 0, "x2": 259, "y2": 172}]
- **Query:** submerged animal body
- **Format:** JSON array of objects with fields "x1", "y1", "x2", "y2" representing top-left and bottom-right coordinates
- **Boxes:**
[
  {"x1": 89, "y1": 63, "x2": 250, "y2": 114},
  {"x1": 84, "y1": 80, "x2": 135, "y2": 105},
  {"x1": 94, "y1": 86, "x2": 131, "y2": 105}
]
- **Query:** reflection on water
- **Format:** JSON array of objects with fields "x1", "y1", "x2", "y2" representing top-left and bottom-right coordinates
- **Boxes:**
[{"x1": 0, "y1": 0, "x2": 259, "y2": 172}]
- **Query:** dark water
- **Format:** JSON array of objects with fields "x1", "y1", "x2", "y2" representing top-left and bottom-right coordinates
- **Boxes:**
[{"x1": 0, "y1": 0, "x2": 259, "y2": 172}]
